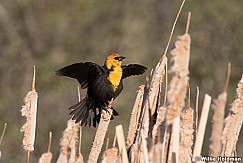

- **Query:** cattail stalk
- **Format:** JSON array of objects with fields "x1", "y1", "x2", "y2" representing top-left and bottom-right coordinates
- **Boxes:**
[
  {"x1": 0, "y1": 123, "x2": 7, "y2": 159},
  {"x1": 75, "y1": 86, "x2": 84, "y2": 163},
  {"x1": 221, "y1": 74, "x2": 243, "y2": 156},
  {"x1": 20, "y1": 66, "x2": 38, "y2": 163},
  {"x1": 195, "y1": 87, "x2": 199, "y2": 139},
  {"x1": 192, "y1": 94, "x2": 212, "y2": 161},
  {"x1": 87, "y1": 99, "x2": 113, "y2": 163},
  {"x1": 75, "y1": 126, "x2": 84, "y2": 163},
  {"x1": 171, "y1": 116, "x2": 180, "y2": 163},
  {"x1": 38, "y1": 132, "x2": 53, "y2": 163},
  {"x1": 116, "y1": 125, "x2": 129, "y2": 163}
]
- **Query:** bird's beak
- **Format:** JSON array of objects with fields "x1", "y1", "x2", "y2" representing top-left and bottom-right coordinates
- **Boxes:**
[{"x1": 119, "y1": 56, "x2": 126, "y2": 60}]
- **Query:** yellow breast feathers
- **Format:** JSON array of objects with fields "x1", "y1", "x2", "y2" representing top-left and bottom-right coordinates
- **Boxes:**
[{"x1": 108, "y1": 66, "x2": 122, "y2": 91}]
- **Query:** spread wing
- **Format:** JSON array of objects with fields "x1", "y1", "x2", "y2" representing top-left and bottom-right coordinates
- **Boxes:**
[
  {"x1": 55, "y1": 62, "x2": 102, "y2": 89},
  {"x1": 122, "y1": 64, "x2": 147, "y2": 79}
]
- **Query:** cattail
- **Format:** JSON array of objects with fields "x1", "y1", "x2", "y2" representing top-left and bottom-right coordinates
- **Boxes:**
[
  {"x1": 57, "y1": 120, "x2": 79, "y2": 163},
  {"x1": 209, "y1": 63, "x2": 230, "y2": 157},
  {"x1": 152, "y1": 106, "x2": 167, "y2": 143},
  {"x1": 140, "y1": 57, "x2": 167, "y2": 138},
  {"x1": 131, "y1": 58, "x2": 166, "y2": 163},
  {"x1": 38, "y1": 132, "x2": 53, "y2": 163},
  {"x1": 126, "y1": 85, "x2": 145, "y2": 150},
  {"x1": 221, "y1": 74, "x2": 243, "y2": 157},
  {"x1": 101, "y1": 147, "x2": 121, "y2": 163},
  {"x1": 87, "y1": 99, "x2": 113, "y2": 163},
  {"x1": 75, "y1": 154, "x2": 84, "y2": 163},
  {"x1": 209, "y1": 92, "x2": 227, "y2": 157},
  {"x1": 20, "y1": 66, "x2": 38, "y2": 163},
  {"x1": 180, "y1": 106, "x2": 194, "y2": 163},
  {"x1": 165, "y1": 33, "x2": 191, "y2": 124}
]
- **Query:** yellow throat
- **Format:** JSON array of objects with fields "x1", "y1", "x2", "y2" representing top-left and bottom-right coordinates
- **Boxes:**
[{"x1": 108, "y1": 66, "x2": 122, "y2": 91}]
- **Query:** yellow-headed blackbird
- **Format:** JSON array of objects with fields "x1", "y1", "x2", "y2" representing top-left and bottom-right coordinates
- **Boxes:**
[{"x1": 55, "y1": 53, "x2": 147, "y2": 127}]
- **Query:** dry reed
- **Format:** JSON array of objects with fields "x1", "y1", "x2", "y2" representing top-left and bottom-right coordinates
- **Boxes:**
[
  {"x1": 192, "y1": 94, "x2": 212, "y2": 161},
  {"x1": 116, "y1": 125, "x2": 129, "y2": 163},
  {"x1": 152, "y1": 106, "x2": 167, "y2": 143},
  {"x1": 38, "y1": 132, "x2": 53, "y2": 163},
  {"x1": 195, "y1": 87, "x2": 200, "y2": 139},
  {"x1": 130, "y1": 58, "x2": 166, "y2": 163},
  {"x1": 209, "y1": 92, "x2": 227, "y2": 157},
  {"x1": 209, "y1": 63, "x2": 231, "y2": 157},
  {"x1": 221, "y1": 74, "x2": 243, "y2": 157},
  {"x1": 101, "y1": 146, "x2": 121, "y2": 163},
  {"x1": 126, "y1": 85, "x2": 145, "y2": 150},
  {"x1": 165, "y1": 33, "x2": 191, "y2": 124},
  {"x1": 56, "y1": 120, "x2": 79, "y2": 163},
  {"x1": 0, "y1": 123, "x2": 7, "y2": 159},
  {"x1": 75, "y1": 86, "x2": 84, "y2": 163},
  {"x1": 126, "y1": 2, "x2": 186, "y2": 162},
  {"x1": 179, "y1": 106, "x2": 194, "y2": 163},
  {"x1": 140, "y1": 57, "x2": 167, "y2": 138},
  {"x1": 20, "y1": 66, "x2": 38, "y2": 163},
  {"x1": 165, "y1": 12, "x2": 192, "y2": 163},
  {"x1": 75, "y1": 126, "x2": 84, "y2": 163},
  {"x1": 87, "y1": 99, "x2": 113, "y2": 163}
]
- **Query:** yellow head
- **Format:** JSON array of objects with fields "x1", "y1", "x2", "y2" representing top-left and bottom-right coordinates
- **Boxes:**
[{"x1": 105, "y1": 53, "x2": 126, "y2": 69}]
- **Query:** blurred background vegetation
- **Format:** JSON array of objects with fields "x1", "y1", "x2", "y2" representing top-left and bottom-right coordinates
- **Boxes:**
[{"x1": 0, "y1": 0, "x2": 242, "y2": 162}]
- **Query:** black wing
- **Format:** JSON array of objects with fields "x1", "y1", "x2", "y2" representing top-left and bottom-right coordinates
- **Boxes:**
[
  {"x1": 55, "y1": 62, "x2": 102, "y2": 88},
  {"x1": 122, "y1": 64, "x2": 147, "y2": 79}
]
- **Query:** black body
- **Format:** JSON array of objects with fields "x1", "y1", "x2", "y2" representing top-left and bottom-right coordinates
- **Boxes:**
[{"x1": 55, "y1": 61, "x2": 146, "y2": 127}]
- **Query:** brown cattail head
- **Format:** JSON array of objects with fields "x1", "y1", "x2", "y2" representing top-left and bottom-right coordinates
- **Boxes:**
[
  {"x1": 221, "y1": 74, "x2": 243, "y2": 156},
  {"x1": 20, "y1": 67, "x2": 38, "y2": 151},
  {"x1": 166, "y1": 33, "x2": 191, "y2": 124},
  {"x1": 180, "y1": 106, "x2": 194, "y2": 163},
  {"x1": 209, "y1": 92, "x2": 227, "y2": 157},
  {"x1": 38, "y1": 152, "x2": 52, "y2": 163},
  {"x1": 57, "y1": 120, "x2": 79, "y2": 163}
]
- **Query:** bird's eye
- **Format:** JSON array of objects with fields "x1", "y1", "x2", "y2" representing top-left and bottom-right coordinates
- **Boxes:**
[{"x1": 114, "y1": 57, "x2": 121, "y2": 61}]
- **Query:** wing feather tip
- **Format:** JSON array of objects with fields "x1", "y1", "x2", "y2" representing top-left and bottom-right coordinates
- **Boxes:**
[{"x1": 54, "y1": 69, "x2": 63, "y2": 76}]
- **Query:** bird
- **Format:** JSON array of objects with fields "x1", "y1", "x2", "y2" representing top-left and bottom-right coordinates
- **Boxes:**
[{"x1": 55, "y1": 53, "x2": 147, "y2": 127}]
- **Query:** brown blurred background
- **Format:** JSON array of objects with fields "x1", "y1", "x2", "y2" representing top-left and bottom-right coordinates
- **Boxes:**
[{"x1": 0, "y1": 0, "x2": 242, "y2": 162}]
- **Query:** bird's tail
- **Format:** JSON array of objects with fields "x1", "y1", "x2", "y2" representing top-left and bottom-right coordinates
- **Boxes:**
[{"x1": 69, "y1": 97, "x2": 119, "y2": 127}]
